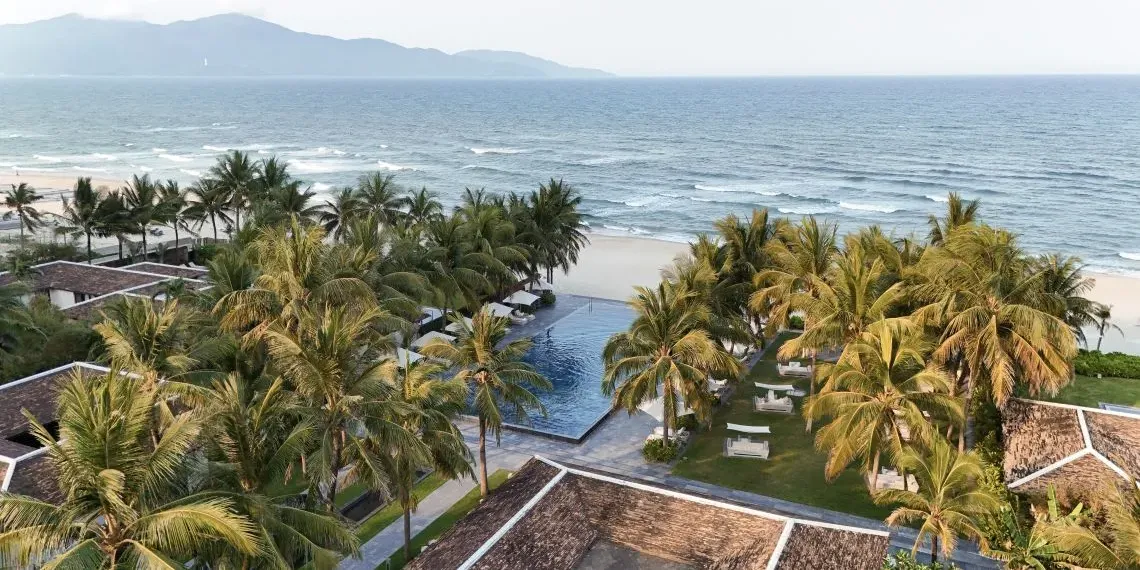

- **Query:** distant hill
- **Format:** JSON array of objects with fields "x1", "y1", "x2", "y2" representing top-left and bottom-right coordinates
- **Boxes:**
[
  {"x1": 0, "y1": 13, "x2": 613, "y2": 78},
  {"x1": 456, "y1": 50, "x2": 611, "y2": 78}
]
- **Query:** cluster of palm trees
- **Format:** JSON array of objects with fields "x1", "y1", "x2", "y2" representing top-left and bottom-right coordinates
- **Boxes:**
[
  {"x1": 0, "y1": 155, "x2": 587, "y2": 566},
  {"x1": 602, "y1": 193, "x2": 1129, "y2": 565}
]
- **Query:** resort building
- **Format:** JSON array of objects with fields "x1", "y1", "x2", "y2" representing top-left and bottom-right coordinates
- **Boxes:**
[
  {"x1": 405, "y1": 457, "x2": 890, "y2": 570},
  {"x1": 121, "y1": 261, "x2": 210, "y2": 280},
  {"x1": 0, "y1": 362, "x2": 113, "y2": 503},
  {"x1": 1002, "y1": 398, "x2": 1140, "y2": 503},
  {"x1": 0, "y1": 260, "x2": 205, "y2": 310}
]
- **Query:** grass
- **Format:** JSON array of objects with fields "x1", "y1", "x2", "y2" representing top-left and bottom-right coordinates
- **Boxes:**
[
  {"x1": 377, "y1": 469, "x2": 512, "y2": 570},
  {"x1": 353, "y1": 472, "x2": 449, "y2": 543},
  {"x1": 1041, "y1": 374, "x2": 1140, "y2": 409},
  {"x1": 671, "y1": 334, "x2": 894, "y2": 521}
]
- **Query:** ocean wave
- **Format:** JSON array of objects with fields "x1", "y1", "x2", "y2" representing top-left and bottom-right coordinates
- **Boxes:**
[
  {"x1": 469, "y1": 147, "x2": 526, "y2": 155},
  {"x1": 152, "y1": 147, "x2": 167, "y2": 153},
  {"x1": 925, "y1": 194, "x2": 949, "y2": 203},
  {"x1": 123, "y1": 143, "x2": 135, "y2": 147},
  {"x1": 1119, "y1": 252, "x2": 1140, "y2": 261},
  {"x1": 601, "y1": 224, "x2": 649, "y2": 235},
  {"x1": 202, "y1": 145, "x2": 231, "y2": 152},
  {"x1": 623, "y1": 196, "x2": 660, "y2": 208},
  {"x1": 159, "y1": 153, "x2": 193, "y2": 163},
  {"x1": 73, "y1": 166, "x2": 109, "y2": 173},
  {"x1": 693, "y1": 183, "x2": 780, "y2": 197},
  {"x1": 778, "y1": 206, "x2": 833, "y2": 215},
  {"x1": 379, "y1": 144, "x2": 389, "y2": 149},
  {"x1": 179, "y1": 169, "x2": 202, "y2": 177},
  {"x1": 90, "y1": 153, "x2": 117, "y2": 161},
  {"x1": 461, "y1": 164, "x2": 507, "y2": 173},
  {"x1": 139, "y1": 166, "x2": 153, "y2": 172},
  {"x1": 838, "y1": 202, "x2": 900, "y2": 214},
  {"x1": 312, "y1": 182, "x2": 332, "y2": 191},
  {"x1": 377, "y1": 160, "x2": 416, "y2": 172},
  {"x1": 10, "y1": 165, "x2": 57, "y2": 172},
  {"x1": 33, "y1": 154, "x2": 63, "y2": 163}
]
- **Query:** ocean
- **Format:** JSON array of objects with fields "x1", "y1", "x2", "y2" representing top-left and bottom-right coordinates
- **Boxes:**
[{"x1": 2, "y1": 76, "x2": 1139, "y2": 274}]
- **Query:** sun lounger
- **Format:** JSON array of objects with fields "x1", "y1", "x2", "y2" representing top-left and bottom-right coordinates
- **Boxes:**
[
  {"x1": 725, "y1": 436, "x2": 769, "y2": 459},
  {"x1": 868, "y1": 468, "x2": 919, "y2": 491},
  {"x1": 777, "y1": 362, "x2": 813, "y2": 377},
  {"x1": 754, "y1": 382, "x2": 796, "y2": 392},
  {"x1": 647, "y1": 427, "x2": 688, "y2": 443},
  {"x1": 726, "y1": 423, "x2": 770, "y2": 434},
  {"x1": 753, "y1": 392, "x2": 794, "y2": 414}
]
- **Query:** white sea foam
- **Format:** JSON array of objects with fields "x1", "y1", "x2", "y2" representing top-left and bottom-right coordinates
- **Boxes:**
[
  {"x1": 377, "y1": 160, "x2": 416, "y2": 172},
  {"x1": 202, "y1": 145, "x2": 231, "y2": 152},
  {"x1": 33, "y1": 154, "x2": 63, "y2": 163},
  {"x1": 159, "y1": 153, "x2": 193, "y2": 163},
  {"x1": 90, "y1": 153, "x2": 117, "y2": 161},
  {"x1": 11, "y1": 165, "x2": 57, "y2": 172},
  {"x1": 623, "y1": 196, "x2": 660, "y2": 208},
  {"x1": 152, "y1": 147, "x2": 167, "y2": 153},
  {"x1": 469, "y1": 147, "x2": 526, "y2": 155},
  {"x1": 180, "y1": 169, "x2": 202, "y2": 177},
  {"x1": 1118, "y1": 252, "x2": 1140, "y2": 261},
  {"x1": 778, "y1": 206, "x2": 833, "y2": 215},
  {"x1": 693, "y1": 183, "x2": 780, "y2": 197},
  {"x1": 925, "y1": 194, "x2": 950, "y2": 203},
  {"x1": 139, "y1": 166, "x2": 154, "y2": 172},
  {"x1": 123, "y1": 143, "x2": 135, "y2": 147},
  {"x1": 312, "y1": 182, "x2": 332, "y2": 191},
  {"x1": 379, "y1": 144, "x2": 389, "y2": 149},
  {"x1": 839, "y1": 202, "x2": 900, "y2": 214},
  {"x1": 73, "y1": 166, "x2": 109, "y2": 173}
]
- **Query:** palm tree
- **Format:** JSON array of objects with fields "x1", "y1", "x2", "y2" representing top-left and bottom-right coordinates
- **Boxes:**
[
  {"x1": 209, "y1": 150, "x2": 261, "y2": 232},
  {"x1": 158, "y1": 179, "x2": 195, "y2": 264},
  {"x1": 319, "y1": 187, "x2": 363, "y2": 241},
  {"x1": 3, "y1": 182, "x2": 43, "y2": 247},
  {"x1": 0, "y1": 368, "x2": 260, "y2": 568},
  {"x1": 382, "y1": 359, "x2": 473, "y2": 558},
  {"x1": 874, "y1": 437, "x2": 1001, "y2": 565},
  {"x1": 0, "y1": 282, "x2": 36, "y2": 354},
  {"x1": 514, "y1": 179, "x2": 589, "y2": 283},
  {"x1": 423, "y1": 215, "x2": 497, "y2": 313},
  {"x1": 400, "y1": 186, "x2": 444, "y2": 228},
  {"x1": 1046, "y1": 483, "x2": 1140, "y2": 568},
  {"x1": 355, "y1": 172, "x2": 405, "y2": 226},
  {"x1": 199, "y1": 370, "x2": 360, "y2": 568},
  {"x1": 123, "y1": 173, "x2": 164, "y2": 260},
  {"x1": 927, "y1": 192, "x2": 980, "y2": 245},
  {"x1": 255, "y1": 155, "x2": 293, "y2": 204},
  {"x1": 419, "y1": 310, "x2": 550, "y2": 497},
  {"x1": 272, "y1": 182, "x2": 324, "y2": 222},
  {"x1": 262, "y1": 305, "x2": 422, "y2": 509},
  {"x1": 1092, "y1": 303, "x2": 1124, "y2": 352},
  {"x1": 90, "y1": 189, "x2": 132, "y2": 261},
  {"x1": 93, "y1": 296, "x2": 226, "y2": 385},
  {"x1": 1034, "y1": 253, "x2": 1098, "y2": 346},
  {"x1": 187, "y1": 177, "x2": 234, "y2": 241},
  {"x1": 602, "y1": 282, "x2": 742, "y2": 444},
  {"x1": 754, "y1": 216, "x2": 840, "y2": 331},
  {"x1": 914, "y1": 225, "x2": 1077, "y2": 409},
  {"x1": 807, "y1": 319, "x2": 963, "y2": 490},
  {"x1": 56, "y1": 177, "x2": 102, "y2": 263}
]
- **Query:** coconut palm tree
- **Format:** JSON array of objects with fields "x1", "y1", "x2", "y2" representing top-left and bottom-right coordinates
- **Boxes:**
[
  {"x1": 186, "y1": 178, "x2": 233, "y2": 241},
  {"x1": 914, "y1": 225, "x2": 1077, "y2": 408},
  {"x1": 382, "y1": 359, "x2": 473, "y2": 558},
  {"x1": 1033, "y1": 253, "x2": 1098, "y2": 346},
  {"x1": 261, "y1": 304, "x2": 422, "y2": 509},
  {"x1": 874, "y1": 437, "x2": 1001, "y2": 565},
  {"x1": 198, "y1": 370, "x2": 360, "y2": 568},
  {"x1": 319, "y1": 187, "x2": 364, "y2": 241},
  {"x1": 209, "y1": 150, "x2": 261, "y2": 232},
  {"x1": 400, "y1": 186, "x2": 444, "y2": 228},
  {"x1": 0, "y1": 282, "x2": 36, "y2": 354},
  {"x1": 94, "y1": 296, "x2": 226, "y2": 385},
  {"x1": 927, "y1": 192, "x2": 980, "y2": 245},
  {"x1": 514, "y1": 179, "x2": 589, "y2": 283},
  {"x1": 355, "y1": 172, "x2": 405, "y2": 226},
  {"x1": 56, "y1": 177, "x2": 103, "y2": 263},
  {"x1": 423, "y1": 215, "x2": 497, "y2": 312},
  {"x1": 1092, "y1": 303, "x2": 1124, "y2": 352},
  {"x1": 272, "y1": 182, "x2": 324, "y2": 223},
  {"x1": 419, "y1": 310, "x2": 550, "y2": 497},
  {"x1": 754, "y1": 216, "x2": 840, "y2": 331},
  {"x1": 807, "y1": 319, "x2": 963, "y2": 490},
  {"x1": 255, "y1": 155, "x2": 293, "y2": 204},
  {"x1": 158, "y1": 179, "x2": 195, "y2": 264},
  {"x1": 123, "y1": 173, "x2": 166, "y2": 260},
  {"x1": 1045, "y1": 483, "x2": 1140, "y2": 568},
  {"x1": 3, "y1": 182, "x2": 43, "y2": 247},
  {"x1": 602, "y1": 282, "x2": 742, "y2": 444},
  {"x1": 0, "y1": 368, "x2": 260, "y2": 568}
]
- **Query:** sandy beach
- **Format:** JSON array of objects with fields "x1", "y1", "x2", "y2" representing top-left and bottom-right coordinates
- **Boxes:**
[{"x1": 0, "y1": 172, "x2": 125, "y2": 196}]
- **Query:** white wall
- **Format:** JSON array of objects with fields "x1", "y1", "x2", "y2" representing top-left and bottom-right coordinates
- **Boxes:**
[{"x1": 48, "y1": 289, "x2": 75, "y2": 309}]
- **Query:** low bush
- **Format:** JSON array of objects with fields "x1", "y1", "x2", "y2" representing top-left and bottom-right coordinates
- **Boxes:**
[
  {"x1": 676, "y1": 414, "x2": 698, "y2": 431},
  {"x1": 787, "y1": 315, "x2": 805, "y2": 330},
  {"x1": 1074, "y1": 350, "x2": 1140, "y2": 379},
  {"x1": 540, "y1": 290, "x2": 556, "y2": 306},
  {"x1": 642, "y1": 438, "x2": 680, "y2": 463},
  {"x1": 882, "y1": 551, "x2": 957, "y2": 570},
  {"x1": 193, "y1": 244, "x2": 220, "y2": 265}
]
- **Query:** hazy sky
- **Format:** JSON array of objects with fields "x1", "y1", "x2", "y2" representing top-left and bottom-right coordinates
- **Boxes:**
[{"x1": 4, "y1": 1, "x2": 1140, "y2": 76}]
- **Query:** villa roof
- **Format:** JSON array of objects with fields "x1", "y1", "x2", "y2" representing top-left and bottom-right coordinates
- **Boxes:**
[
  {"x1": 405, "y1": 457, "x2": 890, "y2": 570},
  {"x1": 121, "y1": 262, "x2": 209, "y2": 280},
  {"x1": 0, "y1": 362, "x2": 111, "y2": 504},
  {"x1": 0, "y1": 260, "x2": 182, "y2": 297},
  {"x1": 1003, "y1": 399, "x2": 1140, "y2": 500}
]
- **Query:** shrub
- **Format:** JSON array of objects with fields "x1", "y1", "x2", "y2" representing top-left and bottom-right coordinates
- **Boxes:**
[
  {"x1": 642, "y1": 438, "x2": 680, "y2": 462},
  {"x1": 675, "y1": 414, "x2": 698, "y2": 431},
  {"x1": 882, "y1": 551, "x2": 957, "y2": 570},
  {"x1": 540, "y1": 290, "x2": 556, "y2": 306},
  {"x1": 193, "y1": 244, "x2": 220, "y2": 265},
  {"x1": 1074, "y1": 350, "x2": 1140, "y2": 379},
  {"x1": 787, "y1": 315, "x2": 805, "y2": 330}
]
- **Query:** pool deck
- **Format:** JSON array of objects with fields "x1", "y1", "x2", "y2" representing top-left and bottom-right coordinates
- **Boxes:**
[{"x1": 500, "y1": 293, "x2": 620, "y2": 346}]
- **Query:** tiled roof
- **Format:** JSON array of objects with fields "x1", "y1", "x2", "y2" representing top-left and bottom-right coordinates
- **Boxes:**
[
  {"x1": 0, "y1": 261, "x2": 171, "y2": 297},
  {"x1": 405, "y1": 457, "x2": 890, "y2": 570},
  {"x1": 122, "y1": 262, "x2": 209, "y2": 280}
]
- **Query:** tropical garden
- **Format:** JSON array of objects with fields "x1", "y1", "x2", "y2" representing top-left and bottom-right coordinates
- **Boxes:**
[
  {"x1": 0, "y1": 150, "x2": 587, "y2": 568},
  {"x1": 602, "y1": 194, "x2": 1140, "y2": 568}
]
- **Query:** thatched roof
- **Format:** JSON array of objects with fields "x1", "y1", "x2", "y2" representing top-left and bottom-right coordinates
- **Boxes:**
[
  {"x1": 0, "y1": 362, "x2": 110, "y2": 503},
  {"x1": 1004, "y1": 399, "x2": 1140, "y2": 500},
  {"x1": 406, "y1": 457, "x2": 889, "y2": 570}
]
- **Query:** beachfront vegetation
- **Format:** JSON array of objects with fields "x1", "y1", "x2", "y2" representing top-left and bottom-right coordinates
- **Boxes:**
[
  {"x1": 1073, "y1": 349, "x2": 1140, "y2": 380},
  {"x1": 0, "y1": 150, "x2": 584, "y2": 568},
  {"x1": 604, "y1": 190, "x2": 1117, "y2": 564}
]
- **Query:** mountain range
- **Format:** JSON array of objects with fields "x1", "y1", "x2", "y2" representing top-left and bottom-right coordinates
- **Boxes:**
[{"x1": 0, "y1": 14, "x2": 612, "y2": 78}]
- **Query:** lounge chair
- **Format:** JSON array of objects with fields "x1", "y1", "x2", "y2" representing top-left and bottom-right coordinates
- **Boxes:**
[
  {"x1": 509, "y1": 313, "x2": 528, "y2": 325},
  {"x1": 725, "y1": 436, "x2": 769, "y2": 459},
  {"x1": 753, "y1": 391, "x2": 794, "y2": 414},
  {"x1": 777, "y1": 361, "x2": 813, "y2": 377},
  {"x1": 647, "y1": 427, "x2": 688, "y2": 443},
  {"x1": 868, "y1": 468, "x2": 919, "y2": 491},
  {"x1": 708, "y1": 378, "x2": 728, "y2": 392},
  {"x1": 755, "y1": 381, "x2": 805, "y2": 397},
  {"x1": 726, "y1": 423, "x2": 770, "y2": 434}
]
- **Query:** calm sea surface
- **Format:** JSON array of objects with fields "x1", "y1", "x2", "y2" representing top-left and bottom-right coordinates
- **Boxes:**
[{"x1": 2, "y1": 77, "x2": 1139, "y2": 273}]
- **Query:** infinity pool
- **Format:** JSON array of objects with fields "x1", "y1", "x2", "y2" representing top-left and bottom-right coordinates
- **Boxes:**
[{"x1": 504, "y1": 298, "x2": 635, "y2": 440}]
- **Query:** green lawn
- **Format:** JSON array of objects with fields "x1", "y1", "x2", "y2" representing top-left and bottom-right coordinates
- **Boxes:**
[
  {"x1": 377, "y1": 469, "x2": 512, "y2": 570},
  {"x1": 353, "y1": 472, "x2": 449, "y2": 543},
  {"x1": 1042, "y1": 374, "x2": 1140, "y2": 408},
  {"x1": 672, "y1": 335, "x2": 893, "y2": 521}
]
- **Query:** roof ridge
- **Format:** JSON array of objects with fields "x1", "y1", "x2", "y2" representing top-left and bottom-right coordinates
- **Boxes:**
[
  {"x1": 457, "y1": 466, "x2": 568, "y2": 570},
  {"x1": 1016, "y1": 397, "x2": 1140, "y2": 421},
  {"x1": 765, "y1": 521, "x2": 797, "y2": 570}
]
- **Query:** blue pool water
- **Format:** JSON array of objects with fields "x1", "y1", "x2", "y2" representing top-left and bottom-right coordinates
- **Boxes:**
[{"x1": 504, "y1": 299, "x2": 635, "y2": 439}]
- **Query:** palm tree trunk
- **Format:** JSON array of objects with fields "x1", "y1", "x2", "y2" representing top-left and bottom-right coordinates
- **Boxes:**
[
  {"x1": 870, "y1": 449, "x2": 880, "y2": 491},
  {"x1": 117, "y1": 235, "x2": 124, "y2": 260},
  {"x1": 805, "y1": 352, "x2": 818, "y2": 432},
  {"x1": 478, "y1": 416, "x2": 489, "y2": 497},
  {"x1": 402, "y1": 496, "x2": 412, "y2": 559},
  {"x1": 931, "y1": 536, "x2": 939, "y2": 564},
  {"x1": 142, "y1": 232, "x2": 148, "y2": 263},
  {"x1": 1097, "y1": 332, "x2": 1104, "y2": 352},
  {"x1": 173, "y1": 223, "x2": 180, "y2": 265},
  {"x1": 86, "y1": 232, "x2": 92, "y2": 264},
  {"x1": 17, "y1": 220, "x2": 24, "y2": 249}
]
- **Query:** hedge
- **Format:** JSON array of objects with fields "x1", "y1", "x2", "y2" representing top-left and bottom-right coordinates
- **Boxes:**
[{"x1": 1074, "y1": 350, "x2": 1140, "y2": 380}]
